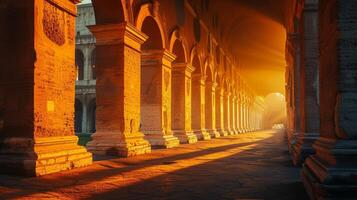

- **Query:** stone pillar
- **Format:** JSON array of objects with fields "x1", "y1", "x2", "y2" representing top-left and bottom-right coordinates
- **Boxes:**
[
  {"x1": 205, "y1": 82, "x2": 220, "y2": 138},
  {"x1": 140, "y1": 49, "x2": 180, "y2": 148},
  {"x1": 218, "y1": 87, "x2": 228, "y2": 136},
  {"x1": 291, "y1": 1, "x2": 320, "y2": 166},
  {"x1": 237, "y1": 94, "x2": 243, "y2": 133},
  {"x1": 247, "y1": 99, "x2": 252, "y2": 132},
  {"x1": 215, "y1": 86, "x2": 222, "y2": 134},
  {"x1": 231, "y1": 95, "x2": 239, "y2": 134},
  {"x1": 172, "y1": 63, "x2": 198, "y2": 143},
  {"x1": 0, "y1": 0, "x2": 92, "y2": 176},
  {"x1": 243, "y1": 96, "x2": 249, "y2": 132},
  {"x1": 191, "y1": 74, "x2": 211, "y2": 140},
  {"x1": 81, "y1": 101, "x2": 88, "y2": 133},
  {"x1": 86, "y1": 23, "x2": 151, "y2": 157},
  {"x1": 302, "y1": 0, "x2": 357, "y2": 198},
  {"x1": 83, "y1": 48, "x2": 91, "y2": 81},
  {"x1": 289, "y1": 31, "x2": 302, "y2": 150},
  {"x1": 224, "y1": 91, "x2": 234, "y2": 135}
]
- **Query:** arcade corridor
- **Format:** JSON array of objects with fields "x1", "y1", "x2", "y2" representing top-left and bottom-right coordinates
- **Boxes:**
[{"x1": 0, "y1": 129, "x2": 308, "y2": 200}]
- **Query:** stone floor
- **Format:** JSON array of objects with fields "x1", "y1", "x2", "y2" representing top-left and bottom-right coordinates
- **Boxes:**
[{"x1": 0, "y1": 129, "x2": 308, "y2": 200}]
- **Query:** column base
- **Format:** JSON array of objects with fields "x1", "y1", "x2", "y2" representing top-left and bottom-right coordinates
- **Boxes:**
[
  {"x1": 238, "y1": 129, "x2": 245, "y2": 133},
  {"x1": 172, "y1": 130, "x2": 198, "y2": 144},
  {"x1": 0, "y1": 136, "x2": 92, "y2": 176},
  {"x1": 143, "y1": 130, "x2": 180, "y2": 149},
  {"x1": 218, "y1": 129, "x2": 229, "y2": 137},
  {"x1": 231, "y1": 128, "x2": 239, "y2": 135},
  {"x1": 225, "y1": 128, "x2": 235, "y2": 136},
  {"x1": 291, "y1": 132, "x2": 319, "y2": 166},
  {"x1": 302, "y1": 138, "x2": 357, "y2": 200},
  {"x1": 288, "y1": 131, "x2": 299, "y2": 153},
  {"x1": 207, "y1": 129, "x2": 221, "y2": 138},
  {"x1": 193, "y1": 129, "x2": 211, "y2": 140},
  {"x1": 87, "y1": 131, "x2": 151, "y2": 157}
]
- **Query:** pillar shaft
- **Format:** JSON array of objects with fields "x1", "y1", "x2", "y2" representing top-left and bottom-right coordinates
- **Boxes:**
[
  {"x1": 302, "y1": 0, "x2": 357, "y2": 198},
  {"x1": 205, "y1": 82, "x2": 220, "y2": 138},
  {"x1": 224, "y1": 92, "x2": 234, "y2": 135},
  {"x1": 140, "y1": 49, "x2": 180, "y2": 148},
  {"x1": 191, "y1": 75, "x2": 211, "y2": 140},
  {"x1": 291, "y1": 1, "x2": 320, "y2": 166},
  {"x1": 231, "y1": 96, "x2": 239, "y2": 134},
  {"x1": 172, "y1": 63, "x2": 198, "y2": 143},
  {"x1": 216, "y1": 87, "x2": 227, "y2": 136},
  {"x1": 0, "y1": 0, "x2": 92, "y2": 176},
  {"x1": 86, "y1": 23, "x2": 151, "y2": 156}
]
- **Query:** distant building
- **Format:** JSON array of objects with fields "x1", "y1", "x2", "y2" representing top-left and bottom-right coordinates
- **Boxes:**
[{"x1": 75, "y1": 3, "x2": 96, "y2": 134}]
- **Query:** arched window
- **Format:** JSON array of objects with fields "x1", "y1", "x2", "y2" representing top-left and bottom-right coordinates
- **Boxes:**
[{"x1": 75, "y1": 49, "x2": 85, "y2": 80}]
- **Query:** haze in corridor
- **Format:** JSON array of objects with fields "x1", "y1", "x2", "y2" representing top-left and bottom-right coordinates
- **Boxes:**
[
  {"x1": 263, "y1": 93, "x2": 287, "y2": 129},
  {"x1": 212, "y1": 0, "x2": 287, "y2": 96}
]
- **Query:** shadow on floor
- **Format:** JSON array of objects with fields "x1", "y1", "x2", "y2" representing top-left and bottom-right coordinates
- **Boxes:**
[{"x1": 0, "y1": 129, "x2": 308, "y2": 200}]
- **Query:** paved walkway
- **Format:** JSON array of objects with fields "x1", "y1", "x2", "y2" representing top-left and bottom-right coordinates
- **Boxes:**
[{"x1": 0, "y1": 129, "x2": 308, "y2": 200}]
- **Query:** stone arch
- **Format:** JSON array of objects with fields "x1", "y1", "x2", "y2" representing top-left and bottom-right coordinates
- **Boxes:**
[
  {"x1": 191, "y1": 46, "x2": 202, "y2": 76},
  {"x1": 75, "y1": 49, "x2": 85, "y2": 81},
  {"x1": 135, "y1": 3, "x2": 166, "y2": 49},
  {"x1": 205, "y1": 61, "x2": 213, "y2": 84},
  {"x1": 205, "y1": 61, "x2": 214, "y2": 134},
  {"x1": 169, "y1": 29, "x2": 188, "y2": 63},
  {"x1": 92, "y1": 0, "x2": 129, "y2": 24},
  {"x1": 138, "y1": 6, "x2": 168, "y2": 144},
  {"x1": 75, "y1": 99, "x2": 83, "y2": 133},
  {"x1": 191, "y1": 47, "x2": 203, "y2": 133}
]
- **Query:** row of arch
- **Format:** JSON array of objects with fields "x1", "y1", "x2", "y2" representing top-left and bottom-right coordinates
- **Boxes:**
[{"x1": 85, "y1": 1, "x2": 265, "y2": 151}]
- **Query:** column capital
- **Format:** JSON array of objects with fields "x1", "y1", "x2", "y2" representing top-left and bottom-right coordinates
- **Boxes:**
[
  {"x1": 205, "y1": 81, "x2": 218, "y2": 91},
  {"x1": 142, "y1": 49, "x2": 176, "y2": 69},
  {"x1": 89, "y1": 22, "x2": 148, "y2": 51},
  {"x1": 172, "y1": 62, "x2": 195, "y2": 75}
]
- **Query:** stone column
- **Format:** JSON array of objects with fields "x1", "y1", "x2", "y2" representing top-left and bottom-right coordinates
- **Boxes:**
[
  {"x1": 140, "y1": 49, "x2": 180, "y2": 148},
  {"x1": 0, "y1": 0, "x2": 92, "y2": 176},
  {"x1": 83, "y1": 48, "x2": 91, "y2": 81},
  {"x1": 172, "y1": 63, "x2": 198, "y2": 143},
  {"x1": 224, "y1": 91, "x2": 234, "y2": 135},
  {"x1": 243, "y1": 96, "x2": 249, "y2": 132},
  {"x1": 86, "y1": 23, "x2": 151, "y2": 157},
  {"x1": 205, "y1": 82, "x2": 220, "y2": 138},
  {"x1": 292, "y1": 1, "x2": 320, "y2": 166},
  {"x1": 231, "y1": 95, "x2": 239, "y2": 134},
  {"x1": 249, "y1": 100, "x2": 253, "y2": 131},
  {"x1": 216, "y1": 87, "x2": 226, "y2": 136},
  {"x1": 247, "y1": 99, "x2": 251, "y2": 132},
  {"x1": 302, "y1": 0, "x2": 357, "y2": 198},
  {"x1": 237, "y1": 94, "x2": 243, "y2": 133},
  {"x1": 289, "y1": 31, "x2": 302, "y2": 150},
  {"x1": 81, "y1": 101, "x2": 88, "y2": 133},
  {"x1": 191, "y1": 74, "x2": 211, "y2": 140}
]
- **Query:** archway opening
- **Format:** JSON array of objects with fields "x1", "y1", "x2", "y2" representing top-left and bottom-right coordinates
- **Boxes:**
[
  {"x1": 191, "y1": 55, "x2": 202, "y2": 132},
  {"x1": 171, "y1": 39, "x2": 187, "y2": 132},
  {"x1": 75, "y1": 49, "x2": 84, "y2": 81},
  {"x1": 205, "y1": 66, "x2": 214, "y2": 132},
  {"x1": 262, "y1": 92, "x2": 287, "y2": 129},
  {"x1": 139, "y1": 16, "x2": 165, "y2": 138}
]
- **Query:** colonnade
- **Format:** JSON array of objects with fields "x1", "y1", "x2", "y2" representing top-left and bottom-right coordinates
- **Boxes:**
[
  {"x1": 285, "y1": 0, "x2": 357, "y2": 199},
  {"x1": 0, "y1": 0, "x2": 264, "y2": 176}
]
